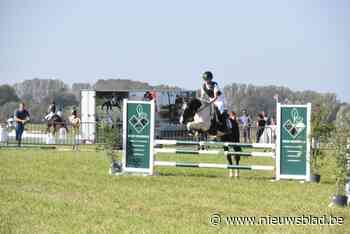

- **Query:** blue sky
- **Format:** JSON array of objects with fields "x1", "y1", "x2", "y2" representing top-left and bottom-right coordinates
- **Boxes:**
[{"x1": 0, "y1": 0, "x2": 349, "y2": 101}]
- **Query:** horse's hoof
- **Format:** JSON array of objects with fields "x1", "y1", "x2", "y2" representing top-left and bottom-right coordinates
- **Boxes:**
[{"x1": 229, "y1": 170, "x2": 233, "y2": 177}]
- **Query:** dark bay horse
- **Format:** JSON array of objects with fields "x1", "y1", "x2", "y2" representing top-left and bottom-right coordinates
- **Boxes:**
[{"x1": 101, "y1": 96, "x2": 123, "y2": 112}]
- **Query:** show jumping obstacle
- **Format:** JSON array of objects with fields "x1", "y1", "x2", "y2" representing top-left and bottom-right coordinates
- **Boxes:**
[
  {"x1": 153, "y1": 139, "x2": 275, "y2": 175},
  {"x1": 118, "y1": 99, "x2": 311, "y2": 181}
]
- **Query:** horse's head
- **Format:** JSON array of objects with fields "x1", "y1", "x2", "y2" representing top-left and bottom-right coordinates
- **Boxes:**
[{"x1": 179, "y1": 98, "x2": 202, "y2": 125}]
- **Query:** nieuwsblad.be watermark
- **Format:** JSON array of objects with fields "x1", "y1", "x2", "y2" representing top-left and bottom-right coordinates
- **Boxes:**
[{"x1": 209, "y1": 213, "x2": 344, "y2": 226}]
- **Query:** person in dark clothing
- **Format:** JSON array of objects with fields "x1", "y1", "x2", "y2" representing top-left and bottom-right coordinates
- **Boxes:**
[
  {"x1": 225, "y1": 111, "x2": 242, "y2": 177},
  {"x1": 256, "y1": 113, "x2": 266, "y2": 143},
  {"x1": 14, "y1": 102, "x2": 30, "y2": 147},
  {"x1": 143, "y1": 91, "x2": 153, "y2": 101}
]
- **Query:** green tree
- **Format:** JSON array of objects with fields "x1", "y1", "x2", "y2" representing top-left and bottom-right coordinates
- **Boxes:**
[
  {"x1": 71, "y1": 83, "x2": 92, "y2": 99},
  {"x1": 53, "y1": 91, "x2": 79, "y2": 107},
  {"x1": 0, "y1": 85, "x2": 19, "y2": 106},
  {"x1": 0, "y1": 101, "x2": 18, "y2": 121},
  {"x1": 310, "y1": 103, "x2": 335, "y2": 175},
  {"x1": 94, "y1": 79, "x2": 152, "y2": 91},
  {"x1": 99, "y1": 123, "x2": 122, "y2": 173},
  {"x1": 332, "y1": 109, "x2": 350, "y2": 196},
  {"x1": 13, "y1": 79, "x2": 68, "y2": 104}
]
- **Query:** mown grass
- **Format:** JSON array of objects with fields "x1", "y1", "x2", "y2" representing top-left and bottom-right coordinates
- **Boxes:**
[{"x1": 0, "y1": 148, "x2": 348, "y2": 234}]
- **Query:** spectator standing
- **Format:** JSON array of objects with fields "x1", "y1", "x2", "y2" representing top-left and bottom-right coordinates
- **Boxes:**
[
  {"x1": 226, "y1": 111, "x2": 242, "y2": 177},
  {"x1": 256, "y1": 113, "x2": 266, "y2": 143},
  {"x1": 14, "y1": 102, "x2": 30, "y2": 147},
  {"x1": 262, "y1": 111, "x2": 271, "y2": 125},
  {"x1": 269, "y1": 117, "x2": 277, "y2": 143},
  {"x1": 239, "y1": 110, "x2": 251, "y2": 143},
  {"x1": 69, "y1": 108, "x2": 81, "y2": 150}
]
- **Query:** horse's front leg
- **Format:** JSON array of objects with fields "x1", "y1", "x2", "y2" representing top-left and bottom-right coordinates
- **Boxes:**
[
  {"x1": 52, "y1": 125, "x2": 57, "y2": 136},
  {"x1": 45, "y1": 124, "x2": 50, "y2": 134}
]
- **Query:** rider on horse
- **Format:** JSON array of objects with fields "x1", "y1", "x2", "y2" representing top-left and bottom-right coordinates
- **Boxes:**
[
  {"x1": 201, "y1": 71, "x2": 225, "y2": 115},
  {"x1": 201, "y1": 71, "x2": 227, "y2": 131},
  {"x1": 44, "y1": 101, "x2": 57, "y2": 121}
]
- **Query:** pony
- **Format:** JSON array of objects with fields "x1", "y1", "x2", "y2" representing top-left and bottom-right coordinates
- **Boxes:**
[{"x1": 46, "y1": 114, "x2": 68, "y2": 136}]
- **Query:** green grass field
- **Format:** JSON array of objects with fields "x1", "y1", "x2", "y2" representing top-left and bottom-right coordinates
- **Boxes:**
[{"x1": 0, "y1": 148, "x2": 348, "y2": 234}]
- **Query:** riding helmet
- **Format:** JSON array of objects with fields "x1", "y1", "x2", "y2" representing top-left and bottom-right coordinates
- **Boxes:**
[{"x1": 202, "y1": 71, "x2": 213, "y2": 81}]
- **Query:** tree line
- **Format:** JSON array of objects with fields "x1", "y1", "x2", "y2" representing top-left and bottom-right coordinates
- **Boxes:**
[{"x1": 0, "y1": 78, "x2": 348, "y2": 125}]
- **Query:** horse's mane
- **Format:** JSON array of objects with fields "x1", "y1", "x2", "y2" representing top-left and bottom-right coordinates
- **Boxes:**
[
  {"x1": 188, "y1": 98, "x2": 212, "y2": 114},
  {"x1": 188, "y1": 98, "x2": 202, "y2": 111}
]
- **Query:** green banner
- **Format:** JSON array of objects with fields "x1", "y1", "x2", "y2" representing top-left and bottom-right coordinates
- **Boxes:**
[
  {"x1": 277, "y1": 104, "x2": 311, "y2": 180},
  {"x1": 123, "y1": 100, "x2": 154, "y2": 174}
]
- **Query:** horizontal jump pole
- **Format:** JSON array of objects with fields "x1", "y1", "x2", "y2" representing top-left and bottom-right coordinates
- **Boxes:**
[
  {"x1": 225, "y1": 151, "x2": 275, "y2": 158},
  {"x1": 154, "y1": 148, "x2": 275, "y2": 157},
  {"x1": 155, "y1": 140, "x2": 202, "y2": 146},
  {"x1": 154, "y1": 139, "x2": 274, "y2": 149},
  {"x1": 154, "y1": 148, "x2": 221, "y2": 155},
  {"x1": 154, "y1": 161, "x2": 274, "y2": 171}
]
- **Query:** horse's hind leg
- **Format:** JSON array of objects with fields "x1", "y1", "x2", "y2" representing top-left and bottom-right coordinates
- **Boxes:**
[
  {"x1": 234, "y1": 156, "x2": 241, "y2": 178},
  {"x1": 224, "y1": 146, "x2": 234, "y2": 177},
  {"x1": 226, "y1": 152, "x2": 233, "y2": 165},
  {"x1": 234, "y1": 146, "x2": 242, "y2": 178}
]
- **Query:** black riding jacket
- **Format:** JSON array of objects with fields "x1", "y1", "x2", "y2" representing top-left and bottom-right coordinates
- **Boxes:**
[{"x1": 202, "y1": 81, "x2": 221, "y2": 98}]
